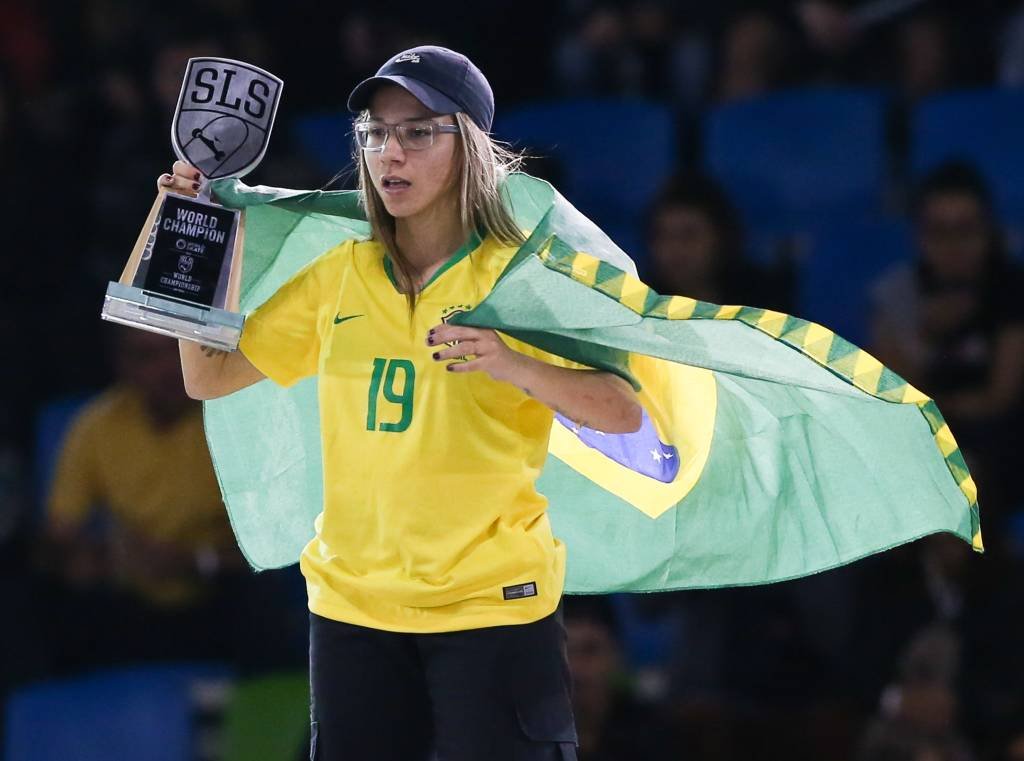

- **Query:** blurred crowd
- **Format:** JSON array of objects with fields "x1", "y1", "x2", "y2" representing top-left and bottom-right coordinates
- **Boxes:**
[{"x1": 2, "y1": 1, "x2": 1024, "y2": 760}]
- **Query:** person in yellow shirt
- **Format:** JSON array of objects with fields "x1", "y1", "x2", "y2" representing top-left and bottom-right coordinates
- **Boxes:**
[
  {"x1": 162, "y1": 45, "x2": 640, "y2": 761},
  {"x1": 48, "y1": 328, "x2": 235, "y2": 605},
  {"x1": 46, "y1": 328, "x2": 301, "y2": 670}
]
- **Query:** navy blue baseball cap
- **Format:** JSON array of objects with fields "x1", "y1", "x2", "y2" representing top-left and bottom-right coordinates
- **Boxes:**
[{"x1": 347, "y1": 46, "x2": 495, "y2": 132}]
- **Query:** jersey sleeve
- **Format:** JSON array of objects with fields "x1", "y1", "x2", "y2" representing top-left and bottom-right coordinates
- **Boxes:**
[{"x1": 239, "y1": 241, "x2": 352, "y2": 388}]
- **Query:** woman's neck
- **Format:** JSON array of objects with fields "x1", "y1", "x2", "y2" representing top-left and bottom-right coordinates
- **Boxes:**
[{"x1": 394, "y1": 204, "x2": 466, "y2": 273}]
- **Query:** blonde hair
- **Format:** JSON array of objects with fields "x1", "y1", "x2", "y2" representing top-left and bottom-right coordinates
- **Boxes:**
[{"x1": 355, "y1": 111, "x2": 526, "y2": 311}]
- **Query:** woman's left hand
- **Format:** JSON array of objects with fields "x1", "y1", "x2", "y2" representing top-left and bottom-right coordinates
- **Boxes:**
[
  {"x1": 427, "y1": 323, "x2": 643, "y2": 434},
  {"x1": 427, "y1": 324, "x2": 525, "y2": 383}
]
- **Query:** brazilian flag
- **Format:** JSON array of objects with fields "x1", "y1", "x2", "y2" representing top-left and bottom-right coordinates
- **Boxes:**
[{"x1": 204, "y1": 174, "x2": 981, "y2": 592}]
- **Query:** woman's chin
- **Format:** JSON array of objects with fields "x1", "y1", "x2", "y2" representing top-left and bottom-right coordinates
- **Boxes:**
[{"x1": 381, "y1": 196, "x2": 420, "y2": 219}]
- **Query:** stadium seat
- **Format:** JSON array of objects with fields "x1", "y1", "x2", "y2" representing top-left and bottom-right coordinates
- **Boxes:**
[
  {"x1": 4, "y1": 664, "x2": 232, "y2": 761},
  {"x1": 495, "y1": 98, "x2": 678, "y2": 264},
  {"x1": 796, "y1": 218, "x2": 913, "y2": 348},
  {"x1": 220, "y1": 672, "x2": 310, "y2": 761},
  {"x1": 912, "y1": 88, "x2": 1024, "y2": 221},
  {"x1": 292, "y1": 112, "x2": 353, "y2": 175},
  {"x1": 703, "y1": 88, "x2": 890, "y2": 239},
  {"x1": 610, "y1": 594, "x2": 681, "y2": 671}
]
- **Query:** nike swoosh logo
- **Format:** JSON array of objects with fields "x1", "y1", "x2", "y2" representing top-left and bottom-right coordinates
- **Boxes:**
[{"x1": 333, "y1": 313, "x2": 363, "y2": 325}]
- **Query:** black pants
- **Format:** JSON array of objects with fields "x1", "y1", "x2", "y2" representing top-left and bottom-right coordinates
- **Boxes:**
[{"x1": 308, "y1": 605, "x2": 577, "y2": 761}]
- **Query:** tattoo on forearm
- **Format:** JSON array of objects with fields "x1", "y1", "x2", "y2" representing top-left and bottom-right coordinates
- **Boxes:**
[{"x1": 200, "y1": 346, "x2": 228, "y2": 359}]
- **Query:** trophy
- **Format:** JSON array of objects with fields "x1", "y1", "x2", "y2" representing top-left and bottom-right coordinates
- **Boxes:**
[{"x1": 101, "y1": 58, "x2": 283, "y2": 350}]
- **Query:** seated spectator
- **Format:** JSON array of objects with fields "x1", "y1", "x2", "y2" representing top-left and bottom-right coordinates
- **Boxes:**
[
  {"x1": 858, "y1": 605, "x2": 976, "y2": 760},
  {"x1": 858, "y1": 637, "x2": 976, "y2": 761},
  {"x1": 43, "y1": 327, "x2": 304, "y2": 673},
  {"x1": 554, "y1": 1, "x2": 710, "y2": 105},
  {"x1": 564, "y1": 596, "x2": 678, "y2": 761},
  {"x1": 870, "y1": 161, "x2": 1024, "y2": 527},
  {"x1": 850, "y1": 531, "x2": 1024, "y2": 755},
  {"x1": 625, "y1": 0, "x2": 710, "y2": 105},
  {"x1": 792, "y1": 1, "x2": 899, "y2": 87},
  {"x1": 796, "y1": 0, "x2": 859, "y2": 66},
  {"x1": 1000, "y1": 2, "x2": 1024, "y2": 88},
  {"x1": 849, "y1": 534, "x2": 969, "y2": 702},
  {"x1": 555, "y1": 4, "x2": 641, "y2": 97},
  {"x1": 645, "y1": 172, "x2": 794, "y2": 311},
  {"x1": 716, "y1": 9, "x2": 799, "y2": 102},
  {"x1": 895, "y1": 9, "x2": 959, "y2": 103},
  {"x1": 857, "y1": 716, "x2": 973, "y2": 761}
]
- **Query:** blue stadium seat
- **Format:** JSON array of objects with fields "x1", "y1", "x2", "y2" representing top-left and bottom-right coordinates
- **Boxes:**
[
  {"x1": 912, "y1": 88, "x2": 1024, "y2": 220},
  {"x1": 495, "y1": 99, "x2": 677, "y2": 263},
  {"x1": 704, "y1": 88, "x2": 889, "y2": 238},
  {"x1": 4, "y1": 664, "x2": 231, "y2": 761},
  {"x1": 292, "y1": 112, "x2": 353, "y2": 175},
  {"x1": 797, "y1": 218, "x2": 912, "y2": 348},
  {"x1": 610, "y1": 594, "x2": 680, "y2": 670}
]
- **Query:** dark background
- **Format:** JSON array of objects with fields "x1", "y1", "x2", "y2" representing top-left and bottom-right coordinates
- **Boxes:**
[{"x1": 1, "y1": 1, "x2": 1023, "y2": 760}]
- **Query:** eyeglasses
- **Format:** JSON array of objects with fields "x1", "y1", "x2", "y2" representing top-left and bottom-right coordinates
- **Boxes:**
[{"x1": 354, "y1": 119, "x2": 460, "y2": 152}]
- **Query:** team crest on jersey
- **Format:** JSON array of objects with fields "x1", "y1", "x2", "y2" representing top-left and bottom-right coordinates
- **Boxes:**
[{"x1": 441, "y1": 304, "x2": 473, "y2": 355}]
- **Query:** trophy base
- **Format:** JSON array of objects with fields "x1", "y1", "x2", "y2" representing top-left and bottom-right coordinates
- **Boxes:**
[{"x1": 101, "y1": 282, "x2": 244, "y2": 351}]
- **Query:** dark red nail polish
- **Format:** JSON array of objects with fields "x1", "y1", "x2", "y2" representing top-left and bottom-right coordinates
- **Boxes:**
[
  {"x1": 194, "y1": 172, "x2": 201, "y2": 180},
  {"x1": 446, "y1": 364, "x2": 453, "y2": 372},
  {"x1": 432, "y1": 352, "x2": 439, "y2": 360},
  {"x1": 192, "y1": 182, "x2": 200, "y2": 190}
]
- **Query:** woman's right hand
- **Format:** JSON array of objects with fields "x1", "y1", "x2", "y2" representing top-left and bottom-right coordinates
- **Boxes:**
[{"x1": 156, "y1": 160, "x2": 203, "y2": 197}]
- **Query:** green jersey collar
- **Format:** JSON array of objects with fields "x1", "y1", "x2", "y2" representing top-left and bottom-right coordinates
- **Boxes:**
[{"x1": 383, "y1": 230, "x2": 484, "y2": 294}]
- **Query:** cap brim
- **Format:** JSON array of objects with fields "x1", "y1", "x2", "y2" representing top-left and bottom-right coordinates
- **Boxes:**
[{"x1": 347, "y1": 75, "x2": 463, "y2": 116}]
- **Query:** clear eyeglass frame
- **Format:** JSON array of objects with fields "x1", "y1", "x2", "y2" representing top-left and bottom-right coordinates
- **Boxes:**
[{"x1": 354, "y1": 119, "x2": 461, "y2": 152}]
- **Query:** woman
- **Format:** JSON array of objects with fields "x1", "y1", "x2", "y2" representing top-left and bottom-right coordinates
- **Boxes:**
[
  {"x1": 645, "y1": 172, "x2": 793, "y2": 312},
  {"x1": 161, "y1": 45, "x2": 640, "y2": 761},
  {"x1": 871, "y1": 161, "x2": 1024, "y2": 528}
]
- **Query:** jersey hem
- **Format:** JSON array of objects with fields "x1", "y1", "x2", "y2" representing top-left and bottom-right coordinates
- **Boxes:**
[{"x1": 306, "y1": 591, "x2": 561, "y2": 634}]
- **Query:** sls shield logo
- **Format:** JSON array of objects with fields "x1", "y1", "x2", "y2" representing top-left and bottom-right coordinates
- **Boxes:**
[{"x1": 172, "y1": 57, "x2": 283, "y2": 180}]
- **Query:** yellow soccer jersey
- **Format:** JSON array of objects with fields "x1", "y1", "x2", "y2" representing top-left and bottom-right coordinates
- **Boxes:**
[{"x1": 239, "y1": 233, "x2": 593, "y2": 632}]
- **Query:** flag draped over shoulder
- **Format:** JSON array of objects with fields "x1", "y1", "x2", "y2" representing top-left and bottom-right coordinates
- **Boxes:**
[{"x1": 204, "y1": 174, "x2": 982, "y2": 593}]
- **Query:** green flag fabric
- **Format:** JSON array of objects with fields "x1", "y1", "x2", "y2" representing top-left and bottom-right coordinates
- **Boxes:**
[{"x1": 204, "y1": 174, "x2": 982, "y2": 593}]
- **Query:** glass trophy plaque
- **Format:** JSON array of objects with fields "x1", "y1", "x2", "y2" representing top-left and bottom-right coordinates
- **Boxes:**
[{"x1": 101, "y1": 57, "x2": 283, "y2": 350}]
